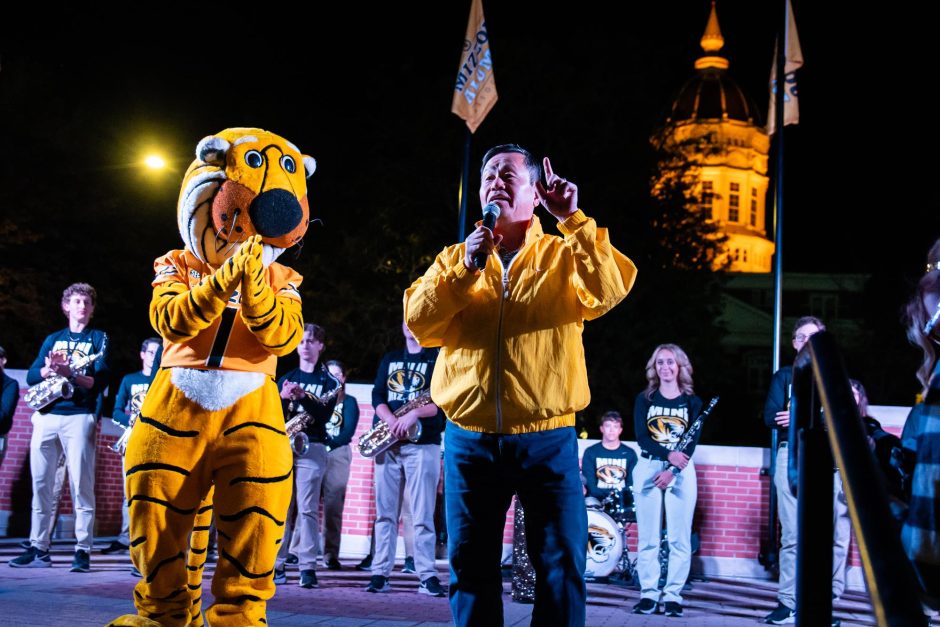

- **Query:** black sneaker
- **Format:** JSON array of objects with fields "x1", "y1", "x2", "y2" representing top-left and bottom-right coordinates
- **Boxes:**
[
  {"x1": 366, "y1": 575, "x2": 390, "y2": 593},
  {"x1": 402, "y1": 555, "x2": 416, "y2": 574},
  {"x1": 286, "y1": 553, "x2": 299, "y2": 565},
  {"x1": 418, "y1": 576, "x2": 445, "y2": 597},
  {"x1": 633, "y1": 598, "x2": 658, "y2": 615},
  {"x1": 664, "y1": 601, "x2": 683, "y2": 617},
  {"x1": 763, "y1": 603, "x2": 795, "y2": 624},
  {"x1": 9, "y1": 546, "x2": 51, "y2": 568},
  {"x1": 18, "y1": 540, "x2": 31, "y2": 549},
  {"x1": 299, "y1": 569, "x2": 318, "y2": 588},
  {"x1": 326, "y1": 557, "x2": 342, "y2": 571},
  {"x1": 130, "y1": 565, "x2": 143, "y2": 578},
  {"x1": 101, "y1": 540, "x2": 130, "y2": 554},
  {"x1": 356, "y1": 555, "x2": 373, "y2": 571},
  {"x1": 70, "y1": 549, "x2": 91, "y2": 573},
  {"x1": 273, "y1": 566, "x2": 287, "y2": 585}
]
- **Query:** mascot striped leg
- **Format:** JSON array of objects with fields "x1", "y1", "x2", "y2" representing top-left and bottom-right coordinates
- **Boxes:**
[
  {"x1": 112, "y1": 370, "x2": 292, "y2": 626},
  {"x1": 186, "y1": 487, "x2": 215, "y2": 627}
]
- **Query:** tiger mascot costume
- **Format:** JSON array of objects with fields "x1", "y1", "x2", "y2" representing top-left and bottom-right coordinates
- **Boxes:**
[{"x1": 109, "y1": 128, "x2": 315, "y2": 627}]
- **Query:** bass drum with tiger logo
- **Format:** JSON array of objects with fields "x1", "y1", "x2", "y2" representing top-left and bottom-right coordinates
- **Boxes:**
[{"x1": 584, "y1": 508, "x2": 623, "y2": 578}]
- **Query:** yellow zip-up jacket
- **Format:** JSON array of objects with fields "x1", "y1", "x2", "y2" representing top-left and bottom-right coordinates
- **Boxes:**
[{"x1": 404, "y1": 210, "x2": 637, "y2": 434}]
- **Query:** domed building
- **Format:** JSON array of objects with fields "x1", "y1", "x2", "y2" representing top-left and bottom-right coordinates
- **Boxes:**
[{"x1": 657, "y1": 2, "x2": 774, "y2": 273}]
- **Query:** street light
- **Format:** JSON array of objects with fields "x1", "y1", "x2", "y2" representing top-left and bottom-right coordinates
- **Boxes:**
[{"x1": 144, "y1": 154, "x2": 167, "y2": 170}]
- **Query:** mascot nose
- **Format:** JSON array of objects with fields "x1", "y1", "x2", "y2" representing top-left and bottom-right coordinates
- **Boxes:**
[{"x1": 249, "y1": 189, "x2": 304, "y2": 238}]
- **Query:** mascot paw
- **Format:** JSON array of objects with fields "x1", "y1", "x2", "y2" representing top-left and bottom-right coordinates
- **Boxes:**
[
  {"x1": 240, "y1": 236, "x2": 268, "y2": 303},
  {"x1": 106, "y1": 615, "x2": 163, "y2": 627}
]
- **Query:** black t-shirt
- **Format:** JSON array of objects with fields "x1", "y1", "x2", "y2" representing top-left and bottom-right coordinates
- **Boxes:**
[
  {"x1": 277, "y1": 363, "x2": 339, "y2": 443},
  {"x1": 371, "y1": 346, "x2": 445, "y2": 445},
  {"x1": 634, "y1": 390, "x2": 703, "y2": 460}
]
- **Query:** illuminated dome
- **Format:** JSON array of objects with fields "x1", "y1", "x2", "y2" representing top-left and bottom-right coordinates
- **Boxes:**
[
  {"x1": 669, "y1": 68, "x2": 759, "y2": 124},
  {"x1": 666, "y1": 2, "x2": 760, "y2": 126},
  {"x1": 654, "y1": 2, "x2": 774, "y2": 274}
]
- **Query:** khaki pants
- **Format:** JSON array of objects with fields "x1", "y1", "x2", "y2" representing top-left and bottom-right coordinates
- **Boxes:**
[
  {"x1": 29, "y1": 411, "x2": 97, "y2": 552},
  {"x1": 321, "y1": 444, "x2": 353, "y2": 562},
  {"x1": 373, "y1": 443, "x2": 440, "y2": 580},
  {"x1": 774, "y1": 443, "x2": 851, "y2": 608},
  {"x1": 277, "y1": 442, "x2": 329, "y2": 571}
]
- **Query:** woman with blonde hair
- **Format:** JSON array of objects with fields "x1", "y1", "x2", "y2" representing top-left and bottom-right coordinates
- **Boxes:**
[{"x1": 631, "y1": 343, "x2": 702, "y2": 618}]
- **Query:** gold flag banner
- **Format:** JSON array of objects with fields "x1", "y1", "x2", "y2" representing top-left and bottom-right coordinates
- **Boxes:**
[
  {"x1": 767, "y1": 0, "x2": 803, "y2": 136},
  {"x1": 452, "y1": 0, "x2": 497, "y2": 133}
]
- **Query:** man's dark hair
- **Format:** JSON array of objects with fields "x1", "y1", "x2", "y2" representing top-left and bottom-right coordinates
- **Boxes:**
[
  {"x1": 792, "y1": 315, "x2": 826, "y2": 336},
  {"x1": 304, "y1": 323, "x2": 326, "y2": 343},
  {"x1": 599, "y1": 410, "x2": 623, "y2": 427},
  {"x1": 141, "y1": 337, "x2": 161, "y2": 352},
  {"x1": 481, "y1": 144, "x2": 541, "y2": 186}
]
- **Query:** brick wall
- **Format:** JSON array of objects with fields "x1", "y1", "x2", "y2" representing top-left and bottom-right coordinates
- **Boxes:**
[
  {"x1": 0, "y1": 374, "x2": 908, "y2": 587},
  {"x1": 0, "y1": 384, "x2": 127, "y2": 537}
]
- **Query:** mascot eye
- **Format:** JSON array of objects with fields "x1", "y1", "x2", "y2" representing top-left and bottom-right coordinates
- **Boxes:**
[
  {"x1": 245, "y1": 150, "x2": 264, "y2": 168},
  {"x1": 281, "y1": 155, "x2": 297, "y2": 174}
]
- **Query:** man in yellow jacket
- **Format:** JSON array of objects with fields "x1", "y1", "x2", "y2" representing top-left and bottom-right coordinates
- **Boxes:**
[{"x1": 404, "y1": 144, "x2": 637, "y2": 626}]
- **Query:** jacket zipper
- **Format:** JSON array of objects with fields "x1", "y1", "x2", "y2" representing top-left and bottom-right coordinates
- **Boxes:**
[{"x1": 494, "y1": 251, "x2": 519, "y2": 433}]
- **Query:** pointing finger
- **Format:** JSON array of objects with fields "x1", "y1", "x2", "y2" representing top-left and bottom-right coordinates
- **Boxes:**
[{"x1": 542, "y1": 157, "x2": 554, "y2": 183}]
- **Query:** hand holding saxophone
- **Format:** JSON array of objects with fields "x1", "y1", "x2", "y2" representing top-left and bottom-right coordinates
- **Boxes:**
[
  {"x1": 389, "y1": 410, "x2": 420, "y2": 440},
  {"x1": 280, "y1": 380, "x2": 305, "y2": 401},
  {"x1": 42, "y1": 351, "x2": 70, "y2": 379}
]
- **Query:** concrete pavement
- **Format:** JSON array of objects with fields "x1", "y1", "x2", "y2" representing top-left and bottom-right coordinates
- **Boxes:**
[{"x1": 0, "y1": 539, "x2": 881, "y2": 626}]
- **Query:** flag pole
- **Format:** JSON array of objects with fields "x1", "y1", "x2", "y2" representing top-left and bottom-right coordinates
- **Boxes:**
[
  {"x1": 766, "y1": 0, "x2": 790, "y2": 577},
  {"x1": 458, "y1": 128, "x2": 472, "y2": 241},
  {"x1": 451, "y1": 0, "x2": 497, "y2": 241}
]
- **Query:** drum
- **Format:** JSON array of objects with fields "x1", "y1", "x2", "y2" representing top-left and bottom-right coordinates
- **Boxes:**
[
  {"x1": 584, "y1": 496, "x2": 603, "y2": 510},
  {"x1": 585, "y1": 509, "x2": 623, "y2": 578},
  {"x1": 602, "y1": 488, "x2": 636, "y2": 525}
]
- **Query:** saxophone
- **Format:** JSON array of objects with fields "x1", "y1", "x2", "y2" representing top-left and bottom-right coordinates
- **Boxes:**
[
  {"x1": 110, "y1": 394, "x2": 144, "y2": 455},
  {"x1": 358, "y1": 392, "x2": 432, "y2": 458},
  {"x1": 284, "y1": 385, "x2": 342, "y2": 456},
  {"x1": 666, "y1": 395, "x2": 719, "y2": 476},
  {"x1": 25, "y1": 335, "x2": 108, "y2": 411}
]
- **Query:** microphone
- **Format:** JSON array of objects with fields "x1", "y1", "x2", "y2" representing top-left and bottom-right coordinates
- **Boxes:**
[{"x1": 473, "y1": 203, "x2": 501, "y2": 270}]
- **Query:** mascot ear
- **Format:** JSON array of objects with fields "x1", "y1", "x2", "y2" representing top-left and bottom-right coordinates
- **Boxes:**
[
  {"x1": 196, "y1": 136, "x2": 231, "y2": 166},
  {"x1": 302, "y1": 156, "x2": 317, "y2": 179}
]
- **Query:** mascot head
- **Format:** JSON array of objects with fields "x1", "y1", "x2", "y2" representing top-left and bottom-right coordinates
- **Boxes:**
[{"x1": 178, "y1": 127, "x2": 317, "y2": 267}]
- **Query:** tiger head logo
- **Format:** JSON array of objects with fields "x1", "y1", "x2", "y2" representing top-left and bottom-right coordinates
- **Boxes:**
[
  {"x1": 387, "y1": 369, "x2": 426, "y2": 396},
  {"x1": 178, "y1": 128, "x2": 317, "y2": 268},
  {"x1": 587, "y1": 523, "x2": 617, "y2": 563},
  {"x1": 648, "y1": 415, "x2": 686, "y2": 445}
]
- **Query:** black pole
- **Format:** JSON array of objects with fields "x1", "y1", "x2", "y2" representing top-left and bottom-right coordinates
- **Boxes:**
[
  {"x1": 794, "y1": 333, "x2": 928, "y2": 626},
  {"x1": 457, "y1": 128, "x2": 472, "y2": 242},
  {"x1": 766, "y1": 0, "x2": 790, "y2": 576},
  {"x1": 790, "y1": 351, "x2": 834, "y2": 626}
]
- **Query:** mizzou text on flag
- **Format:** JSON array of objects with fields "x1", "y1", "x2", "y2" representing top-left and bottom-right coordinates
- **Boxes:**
[
  {"x1": 767, "y1": 0, "x2": 803, "y2": 136},
  {"x1": 452, "y1": 0, "x2": 497, "y2": 133}
]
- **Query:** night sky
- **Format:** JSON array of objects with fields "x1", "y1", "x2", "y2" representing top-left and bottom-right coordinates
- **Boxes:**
[{"x1": 0, "y1": 2, "x2": 933, "y2": 423}]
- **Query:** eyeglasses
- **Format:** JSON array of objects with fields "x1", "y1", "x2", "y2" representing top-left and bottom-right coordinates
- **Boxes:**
[{"x1": 793, "y1": 333, "x2": 813, "y2": 343}]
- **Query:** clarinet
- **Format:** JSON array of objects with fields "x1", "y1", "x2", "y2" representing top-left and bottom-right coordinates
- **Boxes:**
[{"x1": 666, "y1": 395, "x2": 719, "y2": 476}]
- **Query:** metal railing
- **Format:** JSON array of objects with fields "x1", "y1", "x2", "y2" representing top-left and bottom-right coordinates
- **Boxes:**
[{"x1": 788, "y1": 331, "x2": 925, "y2": 626}]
